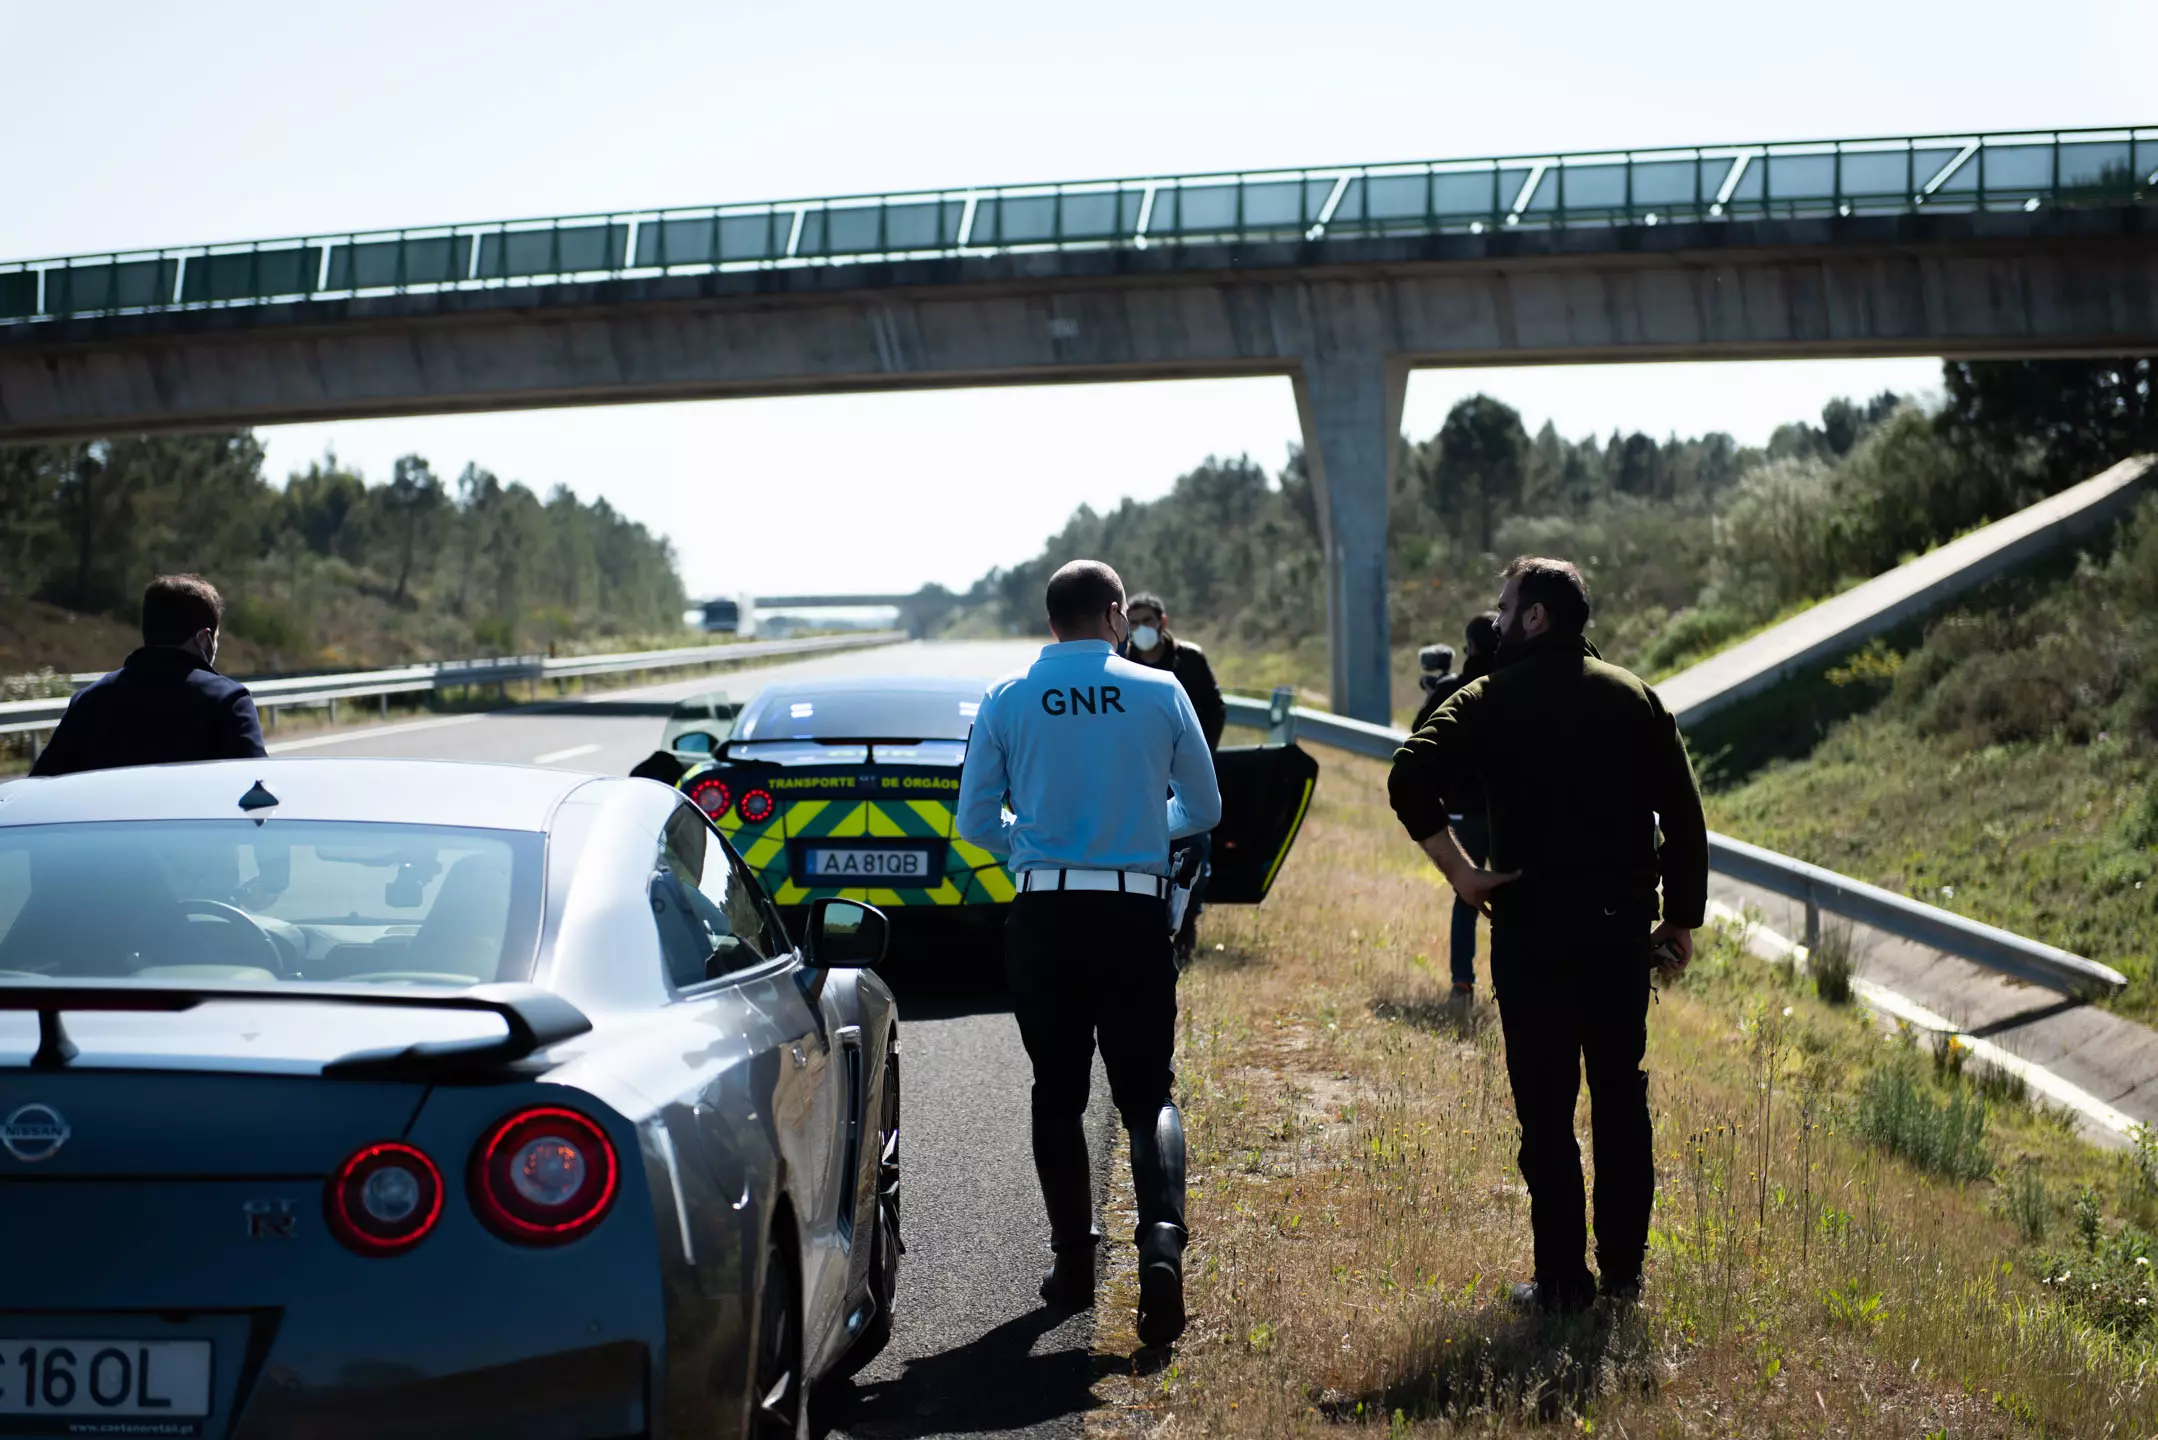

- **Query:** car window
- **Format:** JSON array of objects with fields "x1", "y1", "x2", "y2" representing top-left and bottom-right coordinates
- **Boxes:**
[
  {"x1": 0, "y1": 820, "x2": 543, "y2": 986},
  {"x1": 651, "y1": 805, "x2": 785, "y2": 988}
]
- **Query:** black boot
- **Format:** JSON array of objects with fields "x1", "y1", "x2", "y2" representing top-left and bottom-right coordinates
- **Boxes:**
[
  {"x1": 1129, "y1": 1103, "x2": 1189, "y2": 1348},
  {"x1": 1034, "y1": 1114, "x2": 1098, "y2": 1308}
]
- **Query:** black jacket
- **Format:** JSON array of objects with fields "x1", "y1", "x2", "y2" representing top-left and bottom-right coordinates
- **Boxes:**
[
  {"x1": 31, "y1": 648, "x2": 268, "y2": 777},
  {"x1": 1410, "y1": 654, "x2": 1492, "y2": 815},
  {"x1": 1387, "y1": 633, "x2": 1707, "y2": 937},
  {"x1": 1130, "y1": 639, "x2": 1225, "y2": 751}
]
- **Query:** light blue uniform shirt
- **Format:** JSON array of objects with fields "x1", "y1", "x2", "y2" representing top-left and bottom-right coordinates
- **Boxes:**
[{"x1": 957, "y1": 640, "x2": 1222, "y2": 876}]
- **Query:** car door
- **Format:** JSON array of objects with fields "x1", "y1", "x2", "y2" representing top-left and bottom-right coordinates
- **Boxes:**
[
  {"x1": 1206, "y1": 740, "x2": 1320, "y2": 903},
  {"x1": 655, "y1": 805, "x2": 849, "y2": 1347}
]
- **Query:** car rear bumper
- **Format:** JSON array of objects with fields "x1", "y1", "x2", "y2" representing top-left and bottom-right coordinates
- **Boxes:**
[{"x1": 232, "y1": 1337, "x2": 649, "y2": 1440}]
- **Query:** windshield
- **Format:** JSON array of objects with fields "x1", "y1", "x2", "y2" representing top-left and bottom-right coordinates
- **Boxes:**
[
  {"x1": 730, "y1": 686, "x2": 984, "y2": 747},
  {"x1": 0, "y1": 821, "x2": 544, "y2": 987}
]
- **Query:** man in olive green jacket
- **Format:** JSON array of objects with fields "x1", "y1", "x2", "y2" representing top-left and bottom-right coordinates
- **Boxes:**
[{"x1": 1387, "y1": 556, "x2": 1707, "y2": 1313}]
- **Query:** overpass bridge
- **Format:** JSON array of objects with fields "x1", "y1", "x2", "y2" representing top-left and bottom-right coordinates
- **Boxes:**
[{"x1": 5, "y1": 125, "x2": 2155, "y2": 718}]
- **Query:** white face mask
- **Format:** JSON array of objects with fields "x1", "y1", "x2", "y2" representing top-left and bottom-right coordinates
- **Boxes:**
[{"x1": 1129, "y1": 624, "x2": 1162, "y2": 652}]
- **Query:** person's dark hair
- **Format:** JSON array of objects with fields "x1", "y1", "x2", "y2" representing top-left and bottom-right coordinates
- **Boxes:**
[
  {"x1": 1500, "y1": 556, "x2": 1591, "y2": 636},
  {"x1": 1044, "y1": 560, "x2": 1125, "y2": 636},
  {"x1": 1465, "y1": 611, "x2": 1502, "y2": 657},
  {"x1": 142, "y1": 574, "x2": 223, "y2": 647},
  {"x1": 1126, "y1": 590, "x2": 1167, "y2": 618}
]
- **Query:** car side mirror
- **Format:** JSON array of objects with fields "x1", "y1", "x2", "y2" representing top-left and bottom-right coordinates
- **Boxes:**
[{"x1": 804, "y1": 897, "x2": 888, "y2": 969}]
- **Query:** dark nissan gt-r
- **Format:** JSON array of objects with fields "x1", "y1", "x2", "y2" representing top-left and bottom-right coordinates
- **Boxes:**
[
  {"x1": 635, "y1": 674, "x2": 1319, "y2": 950},
  {"x1": 0, "y1": 758, "x2": 901, "y2": 1439}
]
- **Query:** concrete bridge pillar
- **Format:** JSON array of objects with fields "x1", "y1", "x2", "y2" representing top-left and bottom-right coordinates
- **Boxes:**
[{"x1": 1292, "y1": 350, "x2": 1408, "y2": 723}]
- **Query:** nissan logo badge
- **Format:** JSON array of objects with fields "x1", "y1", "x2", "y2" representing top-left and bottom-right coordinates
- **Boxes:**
[{"x1": 1, "y1": 1103, "x2": 71, "y2": 1163}]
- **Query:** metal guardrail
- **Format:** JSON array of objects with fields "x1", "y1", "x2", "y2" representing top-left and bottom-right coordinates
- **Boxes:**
[
  {"x1": 3, "y1": 127, "x2": 2152, "y2": 326},
  {"x1": 1222, "y1": 693, "x2": 2127, "y2": 999},
  {"x1": 0, "y1": 632, "x2": 906, "y2": 738}
]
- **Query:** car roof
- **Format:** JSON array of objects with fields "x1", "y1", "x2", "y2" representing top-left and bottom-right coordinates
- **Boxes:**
[
  {"x1": 0, "y1": 758, "x2": 604, "y2": 832},
  {"x1": 748, "y1": 674, "x2": 990, "y2": 698}
]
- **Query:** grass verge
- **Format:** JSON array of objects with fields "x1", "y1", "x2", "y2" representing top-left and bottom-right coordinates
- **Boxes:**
[{"x1": 1088, "y1": 753, "x2": 2158, "y2": 1437}]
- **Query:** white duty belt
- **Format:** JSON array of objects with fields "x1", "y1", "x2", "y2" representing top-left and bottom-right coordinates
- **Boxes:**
[{"x1": 1017, "y1": 868, "x2": 1169, "y2": 899}]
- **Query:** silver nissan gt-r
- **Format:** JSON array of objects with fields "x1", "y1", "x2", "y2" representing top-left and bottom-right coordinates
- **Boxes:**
[{"x1": 0, "y1": 758, "x2": 901, "y2": 1440}]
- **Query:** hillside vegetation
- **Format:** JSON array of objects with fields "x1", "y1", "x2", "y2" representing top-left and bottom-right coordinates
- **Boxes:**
[
  {"x1": 959, "y1": 360, "x2": 2157, "y2": 719},
  {"x1": 0, "y1": 434, "x2": 688, "y2": 674},
  {"x1": 1704, "y1": 493, "x2": 2158, "y2": 1018}
]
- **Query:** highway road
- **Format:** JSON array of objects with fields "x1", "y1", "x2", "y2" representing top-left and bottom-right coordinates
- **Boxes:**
[{"x1": 279, "y1": 639, "x2": 1115, "y2": 1440}]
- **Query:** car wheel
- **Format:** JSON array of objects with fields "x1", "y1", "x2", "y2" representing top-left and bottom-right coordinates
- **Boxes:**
[
  {"x1": 834, "y1": 1045, "x2": 902, "y2": 1376},
  {"x1": 753, "y1": 1233, "x2": 809, "y2": 1440}
]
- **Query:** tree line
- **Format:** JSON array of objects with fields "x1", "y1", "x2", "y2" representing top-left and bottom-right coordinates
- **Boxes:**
[
  {"x1": 957, "y1": 359, "x2": 2158, "y2": 689},
  {"x1": 0, "y1": 433, "x2": 687, "y2": 668}
]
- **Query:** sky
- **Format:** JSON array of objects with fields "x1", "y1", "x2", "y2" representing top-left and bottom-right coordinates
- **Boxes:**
[{"x1": 4, "y1": 0, "x2": 2148, "y2": 599}]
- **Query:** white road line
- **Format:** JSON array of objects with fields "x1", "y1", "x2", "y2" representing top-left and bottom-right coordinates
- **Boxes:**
[
  {"x1": 1706, "y1": 899, "x2": 2138, "y2": 1141},
  {"x1": 531, "y1": 743, "x2": 603, "y2": 766},
  {"x1": 267, "y1": 714, "x2": 488, "y2": 753}
]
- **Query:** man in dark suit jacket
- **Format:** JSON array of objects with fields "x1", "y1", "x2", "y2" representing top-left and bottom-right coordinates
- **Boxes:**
[{"x1": 32, "y1": 574, "x2": 267, "y2": 776}]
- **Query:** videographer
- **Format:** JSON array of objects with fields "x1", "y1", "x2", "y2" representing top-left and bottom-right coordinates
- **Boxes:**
[{"x1": 1387, "y1": 558, "x2": 1706, "y2": 1315}]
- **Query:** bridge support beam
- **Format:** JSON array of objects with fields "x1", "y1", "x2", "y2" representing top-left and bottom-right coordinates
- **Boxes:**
[{"x1": 1293, "y1": 350, "x2": 1407, "y2": 723}]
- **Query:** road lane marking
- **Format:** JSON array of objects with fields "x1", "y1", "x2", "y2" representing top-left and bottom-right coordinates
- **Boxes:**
[
  {"x1": 268, "y1": 714, "x2": 488, "y2": 753},
  {"x1": 532, "y1": 743, "x2": 603, "y2": 765}
]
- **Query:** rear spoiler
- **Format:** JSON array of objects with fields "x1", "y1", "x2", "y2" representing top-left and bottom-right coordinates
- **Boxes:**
[{"x1": 0, "y1": 980, "x2": 592, "y2": 1075}]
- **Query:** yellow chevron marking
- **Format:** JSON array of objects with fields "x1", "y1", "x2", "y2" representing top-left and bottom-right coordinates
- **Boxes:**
[
  {"x1": 865, "y1": 806, "x2": 908, "y2": 838},
  {"x1": 826, "y1": 804, "x2": 869, "y2": 839},
  {"x1": 744, "y1": 835, "x2": 785, "y2": 869},
  {"x1": 775, "y1": 880, "x2": 810, "y2": 904},
  {"x1": 975, "y1": 866, "x2": 1017, "y2": 903},
  {"x1": 949, "y1": 838, "x2": 997, "y2": 868},
  {"x1": 787, "y1": 800, "x2": 829, "y2": 835},
  {"x1": 907, "y1": 800, "x2": 954, "y2": 833},
  {"x1": 920, "y1": 879, "x2": 965, "y2": 905}
]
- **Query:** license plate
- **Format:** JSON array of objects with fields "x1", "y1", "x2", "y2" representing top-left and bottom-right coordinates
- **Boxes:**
[
  {"x1": 0, "y1": 1340, "x2": 212, "y2": 1433},
  {"x1": 803, "y1": 847, "x2": 931, "y2": 880}
]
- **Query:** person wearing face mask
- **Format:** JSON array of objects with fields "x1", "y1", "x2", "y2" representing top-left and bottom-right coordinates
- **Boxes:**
[
  {"x1": 957, "y1": 560, "x2": 1221, "y2": 1348},
  {"x1": 1385, "y1": 556, "x2": 1706, "y2": 1316},
  {"x1": 1121, "y1": 593, "x2": 1225, "y2": 963},
  {"x1": 31, "y1": 574, "x2": 267, "y2": 777}
]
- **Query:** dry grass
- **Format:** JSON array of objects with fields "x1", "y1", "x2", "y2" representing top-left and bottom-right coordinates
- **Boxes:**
[{"x1": 1087, "y1": 753, "x2": 2158, "y2": 1438}]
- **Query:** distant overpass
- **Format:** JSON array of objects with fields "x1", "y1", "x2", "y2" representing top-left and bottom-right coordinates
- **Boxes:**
[
  {"x1": 699, "y1": 591, "x2": 989, "y2": 639},
  {"x1": 5, "y1": 126, "x2": 2155, "y2": 718}
]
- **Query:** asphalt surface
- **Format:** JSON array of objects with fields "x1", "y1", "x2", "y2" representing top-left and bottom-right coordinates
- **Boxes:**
[{"x1": 290, "y1": 639, "x2": 1119, "y2": 1440}]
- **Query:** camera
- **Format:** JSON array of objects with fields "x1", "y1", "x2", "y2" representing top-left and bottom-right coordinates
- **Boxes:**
[{"x1": 1417, "y1": 643, "x2": 1456, "y2": 695}]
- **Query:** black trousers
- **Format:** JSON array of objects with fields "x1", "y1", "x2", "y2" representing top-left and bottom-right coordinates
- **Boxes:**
[
  {"x1": 1007, "y1": 891, "x2": 1179, "y2": 1233},
  {"x1": 1490, "y1": 929, "x2": 1654, "y2": 1303}
]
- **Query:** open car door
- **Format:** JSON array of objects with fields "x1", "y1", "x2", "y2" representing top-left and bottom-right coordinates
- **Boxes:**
[{"x1": 1203, "y1": 741, "x2": 1318, "y2": 904}]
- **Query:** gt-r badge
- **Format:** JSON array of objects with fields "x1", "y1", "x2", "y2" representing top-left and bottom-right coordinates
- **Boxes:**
[
  {"x1": 244, "y1": 1198, "x2": 298, "y2": 1239},
  {"x1": 0, "y1": 1102, "x2": 70, "y2": 1162}
]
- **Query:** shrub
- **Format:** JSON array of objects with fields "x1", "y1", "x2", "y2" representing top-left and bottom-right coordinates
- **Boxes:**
[
  {"x1": 2036, "y1": 1222, "x2": 2158, "y2": 1340},
  {"x1": 1853, "y1": 1059, "x2": 1992, "y2": 1181},
  {"x1": 1809, "y1": 919, "x2": 1857, "y2": 1005},
  {"x1": 2003, "y1": 1157, "x2": 2049, "y2": 1244}
]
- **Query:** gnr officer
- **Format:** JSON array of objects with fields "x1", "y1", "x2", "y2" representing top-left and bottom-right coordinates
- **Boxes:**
[{"x1": 957, "y1": 559, "x2": 1222, "y2": 1348}]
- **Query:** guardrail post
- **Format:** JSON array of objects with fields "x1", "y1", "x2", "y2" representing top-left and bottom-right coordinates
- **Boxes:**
[
  {"x1": 1267, "y1": 685, "x2": 1297, "y2": 745},
  {"x1": 1803, "y1": 882, "x2": 1821, "y2": 952},
  {"x1": 327, "y1": 697, "x2": 338, "y2": 727},
  {"x1": 379, "y1": 693, "x2": 389, "y2": 719}
]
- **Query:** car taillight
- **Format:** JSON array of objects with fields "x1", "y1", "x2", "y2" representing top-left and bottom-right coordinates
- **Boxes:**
[
  {"x1": 688, "y1": 777, "x2": 732, "y2": 819},
  {"x1": 738, "y1": 789, "x2": 775, "y2": 824},
  {"x1": 471, "y1": 1107, "x2": 619, "y2": 1245},
  {"x1": 326, "y1": 1141, "x2": 444, "y2": 1256}
]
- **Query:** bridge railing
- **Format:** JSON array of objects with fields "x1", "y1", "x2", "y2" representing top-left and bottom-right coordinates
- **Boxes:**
[
  {"x1": 0, "y1": 632, "x2": 906, "y2": 738},
  {"x1": 1222, "y1": 692, "x2": 2129, "y2": 1001},
  {"x1": 5, "y1": 127, "x2": 2153, "y2": 326}
]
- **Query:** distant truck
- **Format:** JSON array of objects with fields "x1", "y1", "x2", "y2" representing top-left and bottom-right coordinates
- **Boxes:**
[{"x1": 697, "y1": 596, "x2": 756, "y2": 637}]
